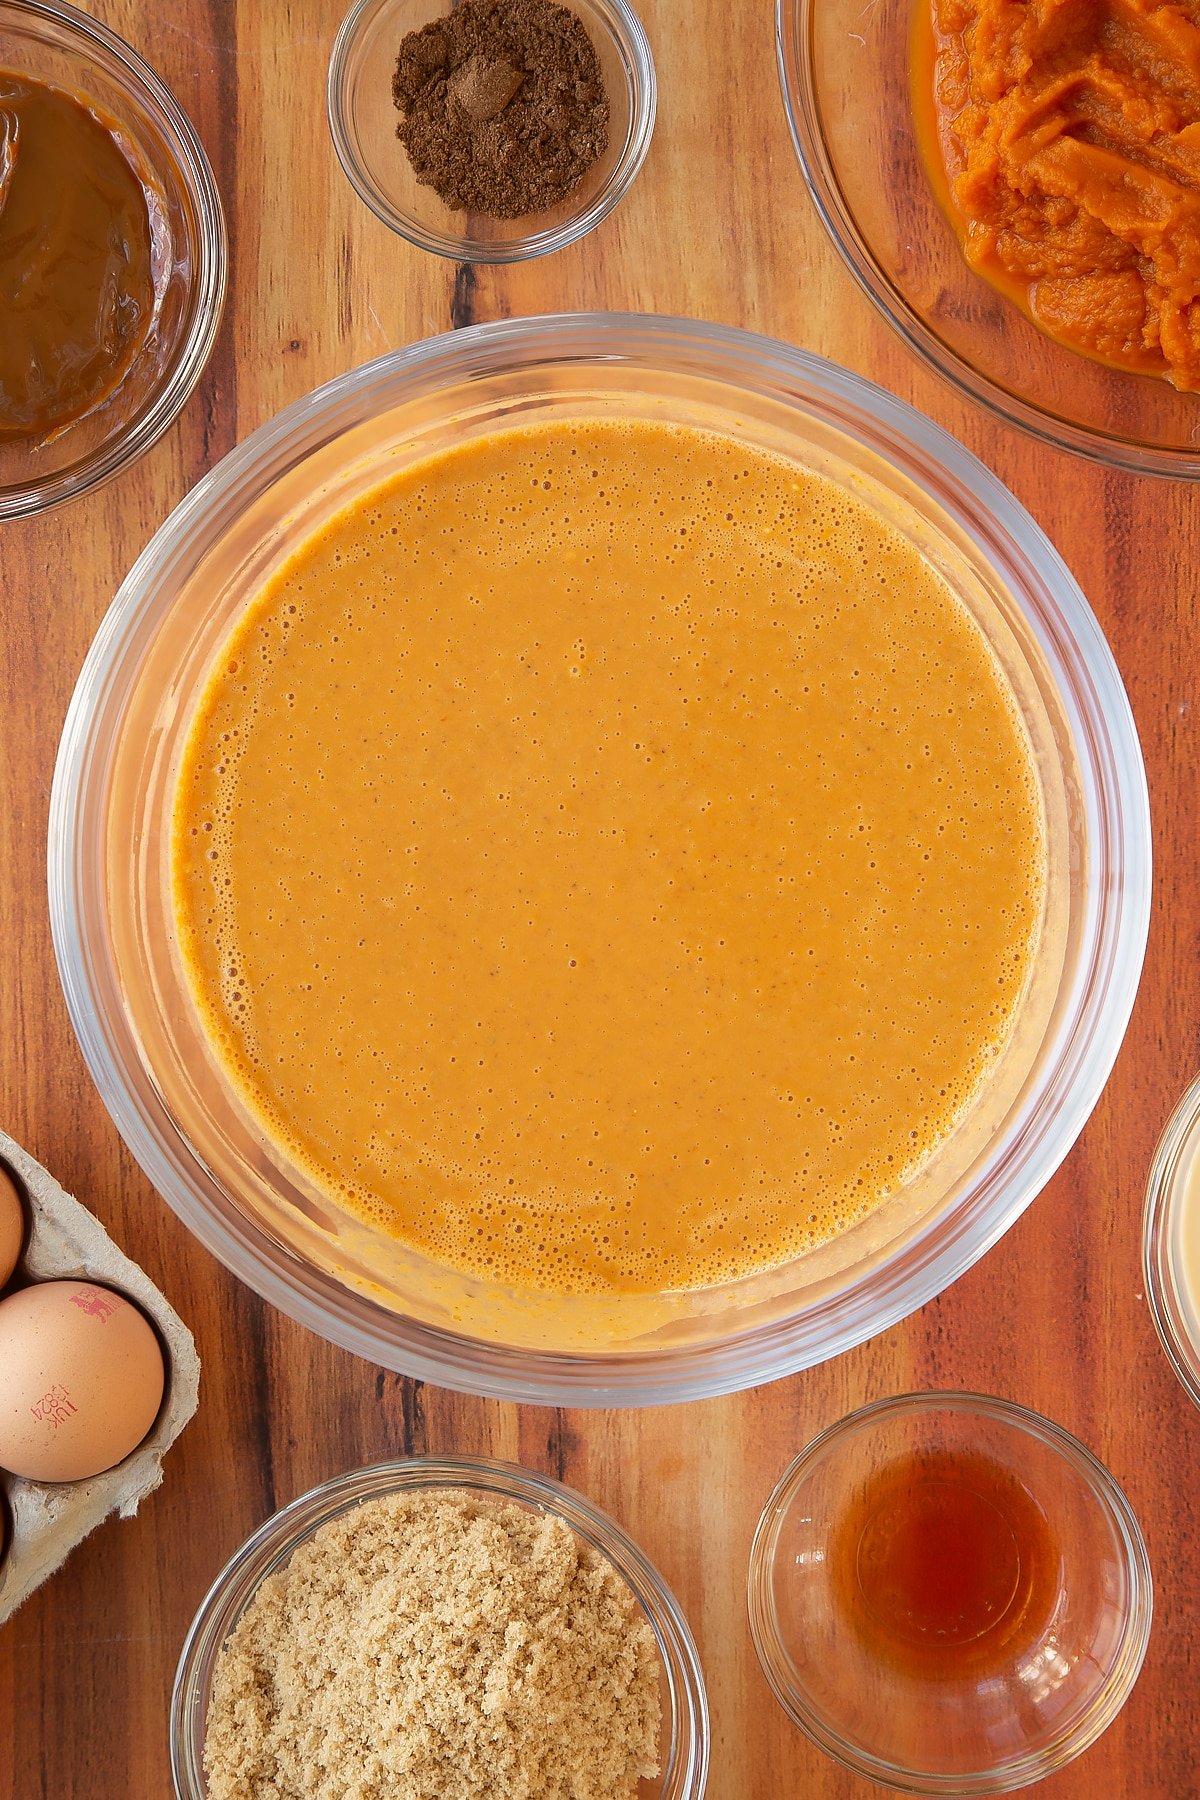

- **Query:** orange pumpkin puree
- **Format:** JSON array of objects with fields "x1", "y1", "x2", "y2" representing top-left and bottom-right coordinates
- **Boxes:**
[
  {"x1": 918, "y1": 0, "x2": 1200, "y2": 388},
  {"x1": 170, "y1": 420, "x2": 1045, "y2": 1298}
]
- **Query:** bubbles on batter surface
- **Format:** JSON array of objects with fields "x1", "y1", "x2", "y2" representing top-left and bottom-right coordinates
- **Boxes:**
[{"x1": 169, "y1": 415, "x2": 1047, "y2": 1298}]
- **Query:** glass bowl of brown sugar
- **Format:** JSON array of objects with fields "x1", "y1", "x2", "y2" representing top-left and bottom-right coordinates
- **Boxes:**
[
  {"x1": 327, "y1": 0, "x2": 655, "y2": 261},
  {"x1": 171, "y1": 1456, "x2": 709, "y2": 1800}
]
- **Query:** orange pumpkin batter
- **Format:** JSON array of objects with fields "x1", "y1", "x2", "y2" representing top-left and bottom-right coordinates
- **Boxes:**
[
  {"x1": 170, "y1": 420, "x2": 1045, "y2": 1298},
  {"x1": 919, "y1": 0, "x2": 1200, "y2": 388}
]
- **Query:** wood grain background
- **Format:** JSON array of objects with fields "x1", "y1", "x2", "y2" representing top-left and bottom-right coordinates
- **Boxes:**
[{"x1": 2, "y1": 2, "x2": 1198, "y2": 1796}]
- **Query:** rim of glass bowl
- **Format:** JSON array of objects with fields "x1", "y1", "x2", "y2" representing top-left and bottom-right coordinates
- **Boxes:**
[
  {"x1": 326, "y1": 0, "x2": 656, "y2": 263},
  {"x1": 746, "y1": 1391, "x2": 1154, "y2": 1795},
  {"x1": 170, "y1": 1455, "x2": 710, "y2": 1800},
  {"x1": 1143, "y1": 1072, "x2": 1200, "y2": 1411},
  {"x1": 775, "y1": 0, "x2": 1200, "y2": 479},
  {"x1": 0, "y1": 0, "x2": 227, "y2": 519},
  {"x1": 48, "y1": 314, "x2": 1151, "y2": 1407}
]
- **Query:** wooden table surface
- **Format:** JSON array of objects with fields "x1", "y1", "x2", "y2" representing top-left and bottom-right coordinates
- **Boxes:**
[{"x1": 2, "y1": 2, "x2": 1197, "y2": 1795}]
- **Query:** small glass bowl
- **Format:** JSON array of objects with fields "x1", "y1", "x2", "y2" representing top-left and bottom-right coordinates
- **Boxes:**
[
  {"x1": 327, "y1": 0, "x2": 655, "y2": 261},
  {"x1": 777, "y1": 0, "x2": 1200, "y2": 476},
  {"x1": 171, "y1": 1456, "x2": 709, "y2": 1800},
  {"x1": 0, "y1": 0, "x2": 226, "y2": 517},
  {"x1": 748, "y1": 1393, "x2": 1153, "y2": 1795},
  {"x1": 1143, "y1": 1072, "x2": 1200, "y2": 1411}
]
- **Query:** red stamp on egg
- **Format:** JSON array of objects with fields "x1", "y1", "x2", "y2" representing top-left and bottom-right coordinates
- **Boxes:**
[
  {"x1": 68, "y1": 1286, "x2": 119, "y2": 1323},
  {"x1": 30, "y1": 1383, "x2": 77, "y2": 1430}
]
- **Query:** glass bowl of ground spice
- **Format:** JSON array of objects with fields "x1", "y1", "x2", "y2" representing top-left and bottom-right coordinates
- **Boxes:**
[
  {"x1": 171, "y1": 1456, "x2": 709, "y2": 1800},
  {"x1": 0, "y1": 0, "x2": 226, "y2": 517},
  {"x1": 327, "y1": 0, "x2": 654, "y2": 261}
]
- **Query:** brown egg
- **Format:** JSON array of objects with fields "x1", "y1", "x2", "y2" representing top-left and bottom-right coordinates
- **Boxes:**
[
  {"x1": 0, "y1": 1164, "x2": 24, "y2": 1289},
  {"x1": 0, "y1": 1279, "x2": 165, "y2": 1482}
]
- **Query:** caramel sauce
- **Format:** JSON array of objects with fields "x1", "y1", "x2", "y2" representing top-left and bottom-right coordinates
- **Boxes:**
[
  {"x1": 0, "y1": 74, "x2": 159, "y2": 440},
  {"x1": 831, "y1": 1450, "x2": 1060, "y2": 1678}
]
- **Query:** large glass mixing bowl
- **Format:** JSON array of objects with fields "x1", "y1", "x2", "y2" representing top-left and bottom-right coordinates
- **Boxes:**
[{"x1": 48, "y1": 315, "x2": 1150, "y2": 1404}]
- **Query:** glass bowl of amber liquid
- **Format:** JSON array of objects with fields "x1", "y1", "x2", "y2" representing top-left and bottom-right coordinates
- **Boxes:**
[
  {"x1": 0, "y1": 0, "x2": 225, "y2": 517},
  {"x1": 327, "y1": 0, "x2": 655, "y2": 262},
  {"x1": 778, "y1": 0, "x2": 1200, "y2": 475},
  {"x1": 748, "y1": 1392, "x2": 1153, "y2": 1793}
]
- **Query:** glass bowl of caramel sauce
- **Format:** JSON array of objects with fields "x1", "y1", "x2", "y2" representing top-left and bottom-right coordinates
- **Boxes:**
[
  {"x1": 0, "y1": 0, "x2": 225, "y2": 517},
  {"x1": 748, "y1": 1392, "x2": 1153, "y2": 1793}
]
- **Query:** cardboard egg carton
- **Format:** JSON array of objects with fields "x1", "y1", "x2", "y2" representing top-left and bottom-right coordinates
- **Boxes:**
[{"x1": 0, "y1": 1128, "x2": 200, "y2": 1625}]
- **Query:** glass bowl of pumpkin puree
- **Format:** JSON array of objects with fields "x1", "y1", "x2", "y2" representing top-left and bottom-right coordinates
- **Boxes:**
[
  {"x1": 49, "y1": 316, "x2": 1150, "y2": 1404},
  {"x1": 0, "y1": 0, "x2": 225, "y2": 518},
  {"x1": 779, "y1": 0, "x2": 1200, "y2": 476}
]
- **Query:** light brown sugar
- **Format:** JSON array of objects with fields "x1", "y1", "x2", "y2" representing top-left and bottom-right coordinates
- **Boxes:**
[{"x1": 202, "y1": 1490, "x2": 662, "y2": 1800}]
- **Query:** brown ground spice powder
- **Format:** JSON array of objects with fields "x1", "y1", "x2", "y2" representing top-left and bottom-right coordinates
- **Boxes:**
[
  {"x1": 392, "y1": 0, "x2": 610, "y2": 219},
  {"x1": 202, "y1": 1490, "x2": 662, "y2": 1800}
]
